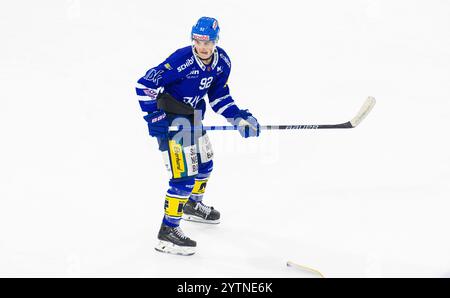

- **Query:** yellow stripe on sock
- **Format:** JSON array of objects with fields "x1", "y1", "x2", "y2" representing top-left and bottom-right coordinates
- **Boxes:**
[
  {"x1": 192, "y1": 179, "x2": 208, "y2": 195},
  {"x1": 164, "y1": 195, "x2": 189, "y2": 217}
]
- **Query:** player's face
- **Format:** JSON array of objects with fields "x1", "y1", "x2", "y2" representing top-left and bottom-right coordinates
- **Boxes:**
[{"x1": 193, "y1": 39, "x2": 215, "y2": 59}]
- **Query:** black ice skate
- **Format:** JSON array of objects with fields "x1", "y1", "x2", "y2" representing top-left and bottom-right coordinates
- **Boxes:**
[
  {"x1": 182, "y1": 200, "x2": 220, "y2": 224},
  {"x1": 155, "y1": 223, "x2": 196, "y2": 256}
]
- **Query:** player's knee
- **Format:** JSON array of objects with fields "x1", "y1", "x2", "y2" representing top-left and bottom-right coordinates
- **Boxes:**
[
  {"x1": 198, "y1": 160, "x2": 213, "y2": 178},
  {"x1": 168, "y1": 177, "x2": 195, "y2": 196}
]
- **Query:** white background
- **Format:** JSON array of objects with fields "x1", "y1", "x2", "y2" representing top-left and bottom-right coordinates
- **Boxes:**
[{"x1": 1, "y1": 0, "x2": 449, "y2": 277}]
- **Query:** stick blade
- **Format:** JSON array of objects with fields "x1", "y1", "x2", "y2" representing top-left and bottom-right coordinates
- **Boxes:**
[
  {"x1": 286, "y1": 261, "x2": 325, "y2": 278},
  {"x1": 350, "y1": 96, "x2": 376, "y2": 128}
]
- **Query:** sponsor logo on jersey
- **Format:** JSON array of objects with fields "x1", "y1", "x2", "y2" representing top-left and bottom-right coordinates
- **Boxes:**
[
  {"x1": 177, "y1": 56, "x2": 194, "y2": 72},
  {"x1": 216, "y1": 66, "x2": 222, "y2": 74},
  {"x1": 183, "y1": 95, "x2": 203, "y2": 107},
  {"x1": 143, "y1": 88, "x2": 158, "y2": 99},
  {"x1": 164, "y1": 63, "x2": 172, "y2": 70},
  {"x1": 220, "y1": 53, "x2": 231, "y2": 68},
  {"x1": 186, "y1": 69, "x2": 200, "y2": 79},
  {"x1": 192, "y1": 33, "x2": 210, "y2": 41}
]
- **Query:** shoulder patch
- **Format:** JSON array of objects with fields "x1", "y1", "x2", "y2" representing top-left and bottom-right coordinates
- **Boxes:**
[
  {"x1": 144, "y1": 69, "x2": 164, "y2": 85},
  {"x1": 165, "y1": 46, "x2": 194, "y2": 73},
  {"x1": 219, "y1": 52, "x2": 231, "y2": 69}
]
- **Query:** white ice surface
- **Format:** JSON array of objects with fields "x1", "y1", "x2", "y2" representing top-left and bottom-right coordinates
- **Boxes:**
[{"x1": 1, "y1": 0, "x2": 450, "y2": 277}]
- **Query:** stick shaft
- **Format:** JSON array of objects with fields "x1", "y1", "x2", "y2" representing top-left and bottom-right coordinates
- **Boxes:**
[
  {"x1": 168, "y1": 122, "x2": 352, "y2": 132},
  {"x1": 167, "y1": 96, "x2": 375, "y2": 132}
]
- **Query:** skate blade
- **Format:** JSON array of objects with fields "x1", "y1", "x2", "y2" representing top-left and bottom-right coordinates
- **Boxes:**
[
  {"x1": 182, "y1": 214, "x2": 220, "y2": 224},
  {"x1": 155, "y1": 240, "x2": 196, "y2": 256}
]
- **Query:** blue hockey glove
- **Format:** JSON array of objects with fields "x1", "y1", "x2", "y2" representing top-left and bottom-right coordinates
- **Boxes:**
[
  {"x1": 232, "y1": 109, "x2": 260, "y2": 138},
  {"x1": 143, "y1": 110, "x2": 169, "y2": 138}
]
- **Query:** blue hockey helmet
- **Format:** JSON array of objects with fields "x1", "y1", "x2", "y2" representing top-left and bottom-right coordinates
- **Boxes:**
[{"x1": 191, "y1": 17, "x2": 220, "y2": 42}]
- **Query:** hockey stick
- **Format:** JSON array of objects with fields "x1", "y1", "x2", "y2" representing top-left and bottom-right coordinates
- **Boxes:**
[
  {"x1": 286, "y1": 261, "x2": 325, "y2": 278},
  {"x1": 168, "y1": 96, "x2": 376, "y2": 132}
]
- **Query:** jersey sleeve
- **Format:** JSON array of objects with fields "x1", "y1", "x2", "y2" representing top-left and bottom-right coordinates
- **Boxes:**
[
  {"x1": 207, "y1": 59, "x2": 240, "y2": 119},
  {"x1": 135, "y1": 51, "x2": 183, "y2": 112}
]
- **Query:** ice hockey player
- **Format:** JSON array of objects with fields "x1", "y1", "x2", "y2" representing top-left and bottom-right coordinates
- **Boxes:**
[{"x1": 135, "y1": 17, "x2": 260, "y2": 256}]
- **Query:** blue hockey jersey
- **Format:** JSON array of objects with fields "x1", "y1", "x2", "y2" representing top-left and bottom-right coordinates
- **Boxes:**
[{"x1": 136, "y1": 46, "x2": 240, "y2": 119}]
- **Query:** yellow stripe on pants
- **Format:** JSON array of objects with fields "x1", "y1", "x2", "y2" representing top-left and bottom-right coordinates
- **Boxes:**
[{"x1": 169, "y1": 140, "x2": 185, "y2": 179}]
